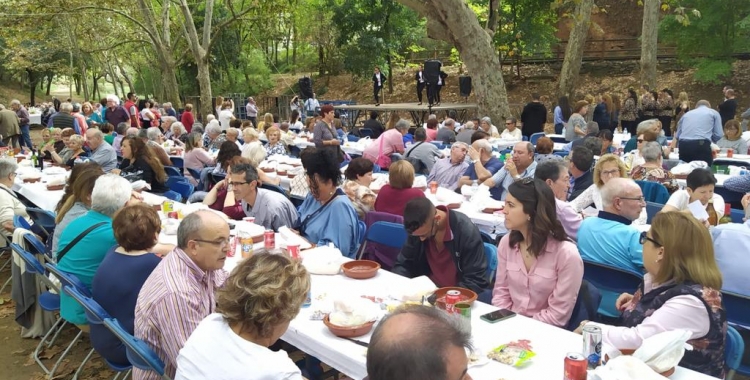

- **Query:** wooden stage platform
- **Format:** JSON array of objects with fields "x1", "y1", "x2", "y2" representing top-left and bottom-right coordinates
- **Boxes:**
[{"x1": 333, "y1": 102, "x2": 478, "y2": 126}]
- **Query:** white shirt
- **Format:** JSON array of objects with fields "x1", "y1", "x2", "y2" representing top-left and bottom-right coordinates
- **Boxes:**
[
  {"x1": 666, "y1": 189, "x2": 726, "y2": 219},
  {"x1": 304, "y1": 98, "x2": 319, "y2": 112},
  {"x1": 500, "y1": 128, "x2": 522, "y2": 140},
  {"x1": 176, "y1": 313, "x2": 303, "y2": 380},
  {"x1": 218, "y1": 109, "x2": 234, "y2": 131}
]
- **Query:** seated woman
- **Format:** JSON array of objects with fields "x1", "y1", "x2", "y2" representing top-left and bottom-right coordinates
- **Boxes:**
[
  {"x1": 374, "y1": 161, "x2": 425, "y2": 217},
  {"x1": 241, "y1": 128, "x2": 260, "y2": 152},
  {"x1": 176, "y1": 253, "x2": 310, "y2": 379},
  {"x1": 296, "y1": 149, "x2": 360, "y2": 258},
  {"x1": 213, "y1": 141, "x2": 243, "y2": 177},
  {"x1": 242, "y1": 142, "x2": 281, "y2": 186},
  {"x1": 48, "y1": 134, "x2": 88, "y2": 167},
  {"x1": 630, "y1": 141, "x2": 678, "y2": 194},
  {"x1": 52, "y1": 163, "x2": 104, "y2": 256},
  {"x1": 38, "y1": 128, "x2": 54, "y2": 152},
  {"x1": 0, "y1": 160, "x2": 31, "y2": 237},
  {"x1": 362, "y1": 119, "x2": 409, "y2": 168},
  {"x1": 264, "y1": 126, "x2": 287, "y2": 157},
  {"x1": 114, "y1": 136, "x2": 169, "y2": 194},
  {"x1": 662, "y1": 168, "x2": 726, "y2": 221},
  {"x1": 717, "y1": 119, "x2": 748, "y2": 155},
  {"x1": 343, "y1": 158, "x2": 376, "y2": 219},
  {"x1": 183, "y1": 132, "x2": 216, "y2": 186},
  {"x1": 91, "y1": 204, "x2": 163, "y2": 366},
  {"x1": 169, "y1": 121, "x2": 189, "y2": 146},
  {"x1": 492, "y1": 178, "x2": 583, "y2": 328},
  {"x1": 623, "y1": 129, "x2": 658, "y2": 171},
  {"x1": 577, "y1": 212, "x2": 726, "y2": 378},
  {"x1": 534, "y1": 136, "x2": 562, "y2": 163}
]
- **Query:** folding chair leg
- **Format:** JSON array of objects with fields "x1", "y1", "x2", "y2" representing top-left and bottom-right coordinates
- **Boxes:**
[
  {"x1": 72, "y1": 347, "x2": 96, "y2": 380},
  {"x1": 356, "y1": 242, "x2": 367, "y2": 260},
  {"x1": 33, "y1": 317, "x2": 66, "y2": 374},
  {"x1": 48, "y1": 329, "x2": 84, "y2": 379},
  {"x1": 0, "y1": 275, "x2": 10, "y2": 294}
]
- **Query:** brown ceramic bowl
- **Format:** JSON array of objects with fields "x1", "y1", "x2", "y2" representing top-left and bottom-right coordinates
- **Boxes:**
[
  {"x1": 15, "y1": 157, "x2": 24, "y2": 163},
  {"x1": 287, "y1": 173, "x2": 297, "y2": 178},
  {"x1": 433, "y1": 287, "x2": 478, "y2": 310},
  {"x1": 341, "y1": 260, "x2": 380, "y2": 279},
  {"x1": 604, "y1": 349, "x2": 675, "y2": 377},
  {"x1": 261, "y1": 167, "x2": 275, "y2": 173},
  {"x1": 277, "y1": 170, "x2": 287, "y2": 176},
  {"x1": 323, "y1": 315, "x2": 375, "y2": 338},
  {"x1": 482, "y1": 206, "x2": 503, "y2": 214},
  {"x1": 673, "y1": 174, "x2": 688, "y2": 180},
  {"x1": 46, "y1": 184, "x2": 65, "y2": 191},
  {"x1": 22, "y1": 177, "x2": 41, "y2": 183},
  {"x1": 446, "y1": 203, "x2": 461, "y2": 210}
]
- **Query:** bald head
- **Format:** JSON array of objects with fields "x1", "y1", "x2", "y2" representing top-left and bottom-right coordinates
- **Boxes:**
[{"x1": 600, "y1": 178, "x2": 644, "y2": 221}]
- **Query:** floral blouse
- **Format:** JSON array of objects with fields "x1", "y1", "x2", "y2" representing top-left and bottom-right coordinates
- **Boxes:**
[
  {"x1": 621, "y1": 98, "x2": 638, "y2": 121},
  {"x1": 265, "y1": 141, "x2": 287, "y2": 157},
  {"x1": 630, "y1": 165, "x2": 679, "y2": 194}
]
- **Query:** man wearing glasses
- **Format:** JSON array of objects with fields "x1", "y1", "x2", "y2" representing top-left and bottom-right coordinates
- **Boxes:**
[
  {"x1": 227, "y1": 162, "x2": 296, "y2": 231},
  {"x1": 392, "y1": 197, "x2": 488, "y2": 294},
  {"x1": 577, "y1": 178, "x2": 646, "y2": 274},
  {"x1": 482, "y1": 141, "x2": 537, "y2": 201},
  {"x1": 135, "y1": 211, "x2": 230, "y2": 380}
]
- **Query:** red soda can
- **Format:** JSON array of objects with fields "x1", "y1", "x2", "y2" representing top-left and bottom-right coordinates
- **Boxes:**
[
  {"x1": 287, "y1": 244, "x2": 300, "y2": 259},
  {"x1": 727, "y1": 148, "x2": 734, "y2": 158},
  {"x1": 445, "y1": 290, "x2": 461, "y2": 313},
  {"x1": 227, "y1": 236, "x2": 237, "y2": 257},
  {"x1": 429, "y1": 181, "x2": 438, "y2": 194},
  {"x1": 167, "y1": 211, "x2": 179, "y2": 219},
  {"x1": 264, "y1": 230, "x2": 275, "y2": 250},
  {"x1": 563, "y1": 352, "x2": 587, "y2": 380}
]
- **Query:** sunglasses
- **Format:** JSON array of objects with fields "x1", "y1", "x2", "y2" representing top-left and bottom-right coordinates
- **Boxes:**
[
  {"x1": 637, "y1": 139, "x2": 644, "y2": 143},
  {"x1": 639, "y1": 231, "x2": 661, "y2": 246}
]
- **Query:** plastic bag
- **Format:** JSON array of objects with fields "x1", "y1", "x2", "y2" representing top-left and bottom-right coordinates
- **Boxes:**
[{"x1": 487, "y1": 340, "x2": 536, "y2": 367}]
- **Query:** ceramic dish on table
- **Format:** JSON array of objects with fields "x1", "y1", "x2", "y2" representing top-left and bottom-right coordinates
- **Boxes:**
[
  {"x1": 341, "y1": 260, "x2": 380, "y2": 279},
  {"x1": 323, "y1": 315, "x2": 375, "y2": 338},
  {"x1": 430, "y1": 287, "x2": 478, "y2": 309}
]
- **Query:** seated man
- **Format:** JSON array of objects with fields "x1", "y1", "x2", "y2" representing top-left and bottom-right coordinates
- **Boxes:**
[
  {"x1": 426, "y1": 142, "x2": 469, "y2": 191},
  {"x1": 534, "y1": 160, "x2": 582, "y2": 241},
  {"x1": 134, "y1": 211, "x2": 230, "y2": 380},
  {"x1": 367, "y1": 305, "x2": 471, "y2": 380},
  {"x1": 405, "y1": 127, "x2": 442, "y2": 174},
  {"x1": 392, "y1": 197, "x2": 488, "y2": 293},
  {"x1": 85, "y1": 128, "x2": 118, "y2": 172},
  {"x1": 227, "y1": 162, "x2": 297, "y2": 231},
  {"x1": 435, "y1": 118, "x2": 457, "y2": 144},
  {"x1": 712, "y1": 194, "x2": 750, "y2": 295},
  {"x1": 568, "y1": 146, "x2": 594, "y2": 201},
  {"x1": 57, "y1": 174, "x2": 135, "y2": 325},
  {"x1": 482, "y1": 141, "x2": 537, "y2": 200},
  {"x1": 662, "y1": 168, "x2": 726, "y2": 221},
  {"x1": 577, "y1": 178, "x2": 645, "y2": 273},
  {"x1": 0, "y1": 160, "x2": 34, "y2": 237},
  {"x1": 459, "y1": 138, "x2": 503, "y2": 199}
]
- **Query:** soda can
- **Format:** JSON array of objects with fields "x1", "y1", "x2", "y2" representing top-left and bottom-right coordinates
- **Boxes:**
[
  {"x1": 727, "y1": 148, "x2": 734, "y2": 158},
  {"x1": 564, "y1": 352, "x2": 587, "y2": 380},
  {"x1": 445, "y1": 290, "x2": 461, "y2": 313},
  {"x1": 227, "y1": 236, "x2": 237, "y2": 257},
  {"x1": 161, "y1": 200, "x2": 174, "y2": 212},
  {"x1": 264, "y1": 230, "x2": 275, "y2": 250},
  {"x1": 429, "y1": 181, "x2": 438, "y2": 194},
  {"x1": 287, "y1": 244, "x2": 301, "y2": 259},
  {"x1": 582, "y1": 324, "x2": 602, "y2": 369},
  {"x1": 167, "y1": 211, "x2": 179, "y2": 219}
]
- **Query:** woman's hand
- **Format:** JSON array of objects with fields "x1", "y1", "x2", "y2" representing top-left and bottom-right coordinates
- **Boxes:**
[
  {"x1": 328, "y1": 139, "x2": 340, "y2": 146},
  {"x1": 616, "y1": 293, "x2": 634, "y2": 311},
  {"x1": 573, "y1": 320, "x2": 590, "y2": 335},
  {"x1": 111, "y1": 169, "x2": 121, "y2": 175}
]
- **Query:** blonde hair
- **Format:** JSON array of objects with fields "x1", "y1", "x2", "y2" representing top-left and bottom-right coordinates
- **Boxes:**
[
  {"x1": 242, "y1": 127, "x2": 259, "y2": 143},
  {"x1": 68, "y1": 134, "x2": 85, "y2": 148},
  {"x1": 388, "y1": 160, "x2": 415, "y2": 189},
  {"x1": 217, "y1": 253, "x2": 310, "y2": 338},
  {"x1": 258, "y1": 113, "x2": 274, "y2": 132},
  {"x1": 593, "y1": 153, "x2": 626, "y2": 187},
  {"x1": 650, "y1": 212, "x2": 722, "y2": 289},
  {"x1": 242, "y1": 142, "x2": 266, "y2": 167}
]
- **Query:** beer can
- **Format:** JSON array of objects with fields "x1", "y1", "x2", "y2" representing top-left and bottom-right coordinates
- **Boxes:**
[
  {"x1": 582, "y1": 324, "x2": 602, "y2": 369},
  {"x1": 227, "y1": 236, "x2": 237, "y2": 257},
  {"x1": 287, "y1": 244, "x2": 300, "y2": 259},
  {"x1": 264, "y1": 230, "x2": 275, "y2": 250},
  {"x1": 727, "y1": 148, "x2": 734, "y2": 158},
  {"x1": 445, "y1": 290, "x2": 461, "y2": 313},
  {"x1": 564, "y1": 352, "x2": 587, "y2": 380}
]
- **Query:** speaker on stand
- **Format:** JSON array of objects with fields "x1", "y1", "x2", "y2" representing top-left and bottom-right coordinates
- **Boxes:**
[
  {"x1": 459, "y1": 76, "x2": 472, "y2": 102},
  {"x1": 298, "y1": 77, "x2": 314, "y2": 99}
]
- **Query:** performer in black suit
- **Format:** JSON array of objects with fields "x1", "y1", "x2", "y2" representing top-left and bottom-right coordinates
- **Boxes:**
[
  {"x1": 372, "y1": 66, "x2": 386, "y2": 106},
  {"x1": 415, "y1": 64, "x2": 426, "y2": 105},
  {"x1": 435, "y1": 71, "x2": 448, "y2": 106}
]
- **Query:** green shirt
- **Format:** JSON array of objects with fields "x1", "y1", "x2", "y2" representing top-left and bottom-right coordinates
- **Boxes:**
[{"x1": 104, "y1": 134, "x2": 115, "y2": 145}]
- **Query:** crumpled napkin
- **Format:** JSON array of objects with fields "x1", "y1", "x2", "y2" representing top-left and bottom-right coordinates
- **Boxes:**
[
  {"x1": 299, "y1": 244, "x2": 343, "y2": 275},
  {"x1": 130, "y1": 180, "x2": 150, "y2": 191},
  {"x1": 328, "y1": 295, "x2": 380, "y2": 327},
  {"x1": 632, "y1": 330, "x2": 692, "y2": 373},
  {"x1": 588, "y1": 356, "x2": 665, "y2": 380},
  {"x1": 670, "y1": 161, "x2": 708, "y2": 175}
]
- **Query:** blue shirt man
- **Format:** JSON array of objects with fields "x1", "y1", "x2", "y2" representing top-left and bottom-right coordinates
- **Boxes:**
[
  {"x1": 711, "y1": 218, "x2": 750, "y2": 296},
  {"x1": 676, "y1": 102, "x2": 723, "y2": 142},
  {"x1": 460, "y1": 139, "x2": 504, "y2": 199}
]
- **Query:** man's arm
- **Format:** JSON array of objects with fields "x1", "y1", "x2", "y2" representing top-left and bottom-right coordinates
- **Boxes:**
[
  {"x1": 391, "y1": 236, "x2": 421, "y2": 279},
  {"x1": 455, "y1": 223, "x2": 489, "y2": 293},
  {"x1": 711, "y1": 112, "x2": 723, "y2": 142}
]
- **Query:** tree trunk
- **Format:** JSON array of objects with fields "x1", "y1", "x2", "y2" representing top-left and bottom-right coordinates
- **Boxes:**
[
  {"x1": 640, "y1": 0, "x2": 659, "y2": 89},
  {"x1": 80, "y1": 62, "x2": 89, "y2": 101},
  {"x1": 92, "y1": 72, "x2": 99, "y2": 100},
  {"x1": 318, "y1": 45, "x2": 325, "y2": 76},
  {"x1": 27, "y1": 69, "x2": 38, "y2": 105},
  {"x1": 397, "y1": 0, "x2": 510, "y2": 122},
  {"x1": 196, "y1": 60, "x2": 212, "y2": 122},
  {"x1": 556, "y1": 0, "x2": 594, "y2": 99},
  {"x1": 387, "y1": 54, "x2": 393, "y2": 94},
  {"x1": 46, "y1": 73, "x2": 53, "y2": 96}
]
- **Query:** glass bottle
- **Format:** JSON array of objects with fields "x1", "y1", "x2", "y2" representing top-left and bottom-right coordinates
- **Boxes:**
[
  {"x1": 719, "y1": 204, "x2": 732, "y2": 224},
  {"x1": 707, "y1": 199, "x2": 718, "y2": 226}
]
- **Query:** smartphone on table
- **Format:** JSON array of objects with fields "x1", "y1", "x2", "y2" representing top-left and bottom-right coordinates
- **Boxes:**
[{"x1": 480, "y1": 309, "x2": 516, "y2": 323}]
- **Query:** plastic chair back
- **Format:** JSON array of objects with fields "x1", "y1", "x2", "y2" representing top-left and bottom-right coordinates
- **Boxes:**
[
  {"x1": 565, "y1": 280, "x2": 602, "y2": 331},
  {"x1": 731, "y1": 208, "x2": 745, "y2": 223},
  {"x1": 169, "y1": 157, "x2": 184, "y2": 169},
  {"x1": 22, "y1": 232, "x2": 48, "y2": 257},
  {"x1": 554, "y1": 151, "x2": 569, "y2": 158},
  {"x1": 360, "y1": 219, "x2": 407, "y2": 270},
  {"x1": 102, "y1": 318, "x2": 168, "y2": 378},
  {"x1": 635, "y1": 180, "x2": 670, "y2": 204},
  {"x1": 162, "y1": 190, "x2": 182, "y2": 202},
  {"x1": 25, "y1": 208, "x2": 56, "y2": 237},
  {"x1": 260, "y1": 183, "x2": 288, "y2": 197},
  {"x1": 723, "y1": 290, "x2": 750, "y2": 327},
  {"x1": 359, "y1": 128, "x2": 374, "y2": 138},
  {"x1": 45, "y1": 262, "x2": 92, "y2": 297},
  {"x1": 726, "y1": 325, "x2": 745, "y2": 380},
  {"x1": 166, "y1": 176, "x2": 189, "y2": 188},
  {"x1": 13, "y1": 215, "x2": 31, "y2": 230},
  {"x1": 645, "y1": 201, "x2": 663, "y2": 224},
  {"x1": 186, "y1": 168, "x2": 202, "y2": 181},
  {"x1": 480, "y1": 231, "x2": 495, "y2": 245},
  {"x1": 65, "y1": 285, "x2": 111, "y2": 325},
  {"x1": 169, "y1": 181, "x2": 194, "y2": 202},
  {"x1": 549, "y1": 136, "x2": 567, "y2": 143},
  {"x1": 357, "y1": 220, "x2": 366, "y2": 245},
  {"x1": 10, "y1": 243, "x2": 46, "y2": 275},
  {"x1": 482, "y1": 243, "x2": 498, "y2": 281},
  {"x1": 582, "y1": 260, "x2": 643, "y2": 318},
  {"x1": 529, "y1": 132, "x2": 545, "y2": 146},
  {"x1": 164, "y1": 166, "x2": 181, "y2": 178},
  {"x1": 347, "y1": 134, "x2": 360, "y2": 142}
]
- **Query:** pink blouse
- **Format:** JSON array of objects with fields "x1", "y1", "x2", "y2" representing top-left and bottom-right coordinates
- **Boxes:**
[
  {"x1": 492, "y1": 234, "x2": 583, "y2": 327},
  {"x1": 184, "y1": 148, "x2": 216, "y2": 186}
]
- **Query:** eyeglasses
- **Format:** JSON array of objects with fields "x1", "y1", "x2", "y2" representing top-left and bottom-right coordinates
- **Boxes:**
[
  {"x1": 601, "y1": 169, "x2": 620, "y2": 177},
  {"x1": 639, "y1": 231, "x2": 661, "y2": 246},
  {"x1": 193, "y1": 238, "x2": 230, "y2": 249},
  {"x1": 619, "y1": 196, "x2": 645, "y2": 202},
  {"x1": 505, "y1": 123, "x2": 513, "y2": 125},
  {"x1": 637, "y1": 139, "x2": 644, "y2": 143},
  {"x1": 229, "y1": 181, "x2": 249, "y2": 186}
]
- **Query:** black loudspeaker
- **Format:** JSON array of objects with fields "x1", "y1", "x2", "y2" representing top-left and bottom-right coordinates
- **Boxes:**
[
  {"x1": 298, "y1": 77, "x2": 313, "y2": 99},
  {"x1": 459, "y1": 76, "x2": 472, "y2": 97},
  {"x1": 424, "y1": 60, "x2": 442, "y2": 83}
]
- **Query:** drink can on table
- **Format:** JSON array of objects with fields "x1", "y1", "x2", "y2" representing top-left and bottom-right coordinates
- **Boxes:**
[
  {"x1": 582, "y1": 324, "x2": 602, "y2": 369},
  {"x1": 161, "y1": 200, "x2": 174, "y2": 213},
  {"x1": 167, "y1": 211, "x2": 179, "y2": 219},
  {"x1": 728, "y1": 148, "x2": 734, "y2": 158},
  {"x1": 227, "y1": 236, "x2": 237, "y2": 257},
  {"x1": 287, "y1": 244, "x2": 301, "y2": 259},
  {"x1": 429, "y1": 181, "x2": 438, "y2": 194},
  {"x1": 563, "y1": 352, "x2": 587, "y2": 380},
  {"x1": 240, "y1": 234, "x2": 254, "y2": 259},
  {"x1": 264, "y1": 229, "x2": 275, "y2": 250},
  {"x1": 445, "y1": 290, "x2": 461, "y2": 313}
]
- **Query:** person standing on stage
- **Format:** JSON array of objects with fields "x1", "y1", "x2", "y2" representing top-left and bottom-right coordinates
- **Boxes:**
[
  {"x1": 373, "y1": 67, "x2": 386, "y2": 106},
  {"x1": 415, "y1": 65, "x2": 426, "y2": 105},
  {"x1": 435, "y1": 70, "x2": 448, "y2": 106}
]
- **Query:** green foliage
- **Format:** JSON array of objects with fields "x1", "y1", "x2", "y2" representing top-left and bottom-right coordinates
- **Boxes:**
[{"x1": 691, "y1": 60, "x2": 733, "y2": 85}]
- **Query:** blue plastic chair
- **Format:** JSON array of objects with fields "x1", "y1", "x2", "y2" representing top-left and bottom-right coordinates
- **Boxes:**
[
  {"x1": 357, "y1": 221, "x2": 408, "y2": 269},
  {"x1": 731, "y1": 208, "x2": 745, "y2": 223},
  {"x1": 554, "y1": 151, "x2": 569, "y2": 158},
  {"x1": 14, "y1": 215, "x2": 32, "y2": 230},
  {"x1": 45, "y1": 262, "x2": 91, "y2": 297},
  {"x1": 715, "y1": 186, "x2": 744, "y2": 210},
  {"x1": 103, "y1": 318, "x2": 170, "y2": 379},
  {"x1": 162, "y1": 190, "x2": 182, "y2": 202},
  {"x1": 430, "y1": 141, "x2": 447, "y2": 150},
  {"x1": 483, "y1": 243, "x2": 498, "y2": 282},
  {"x1": 169, "y1": 181, "x2": 194, "y2": 202},
  {"x1": 359, "y1": 128, "x2": 374, "y2": 138},
  {"x1": 357, "y1": 220, "x2": 366, "y2": 246},
  {"x1": 164, "y1": 166, "x2": 182, "y2": 178},
  {"x1": 565, "y1": 280, "x2": 602, "y2": 331},
  {"x1": 479, "y1": 231, "x2": 495, "y2": 245},
  {"x1": 26, "y1": 207, "x2": 56, "y2": 239},
  {"x1": 166, "y1": 176, "x2": 188, "y2": 187},
  {"x1": 635, "y1": 180, "x2": 670, "y2": 204},
  {"x1": 726, "y1": 325, "x2": 745, "y2": 380},
  {"x1": 169, "y1": 157, "x2": 184, "y2": 175},
  {"x1": 186, "y1": 167, "x2": 202, "y2": 181},
  {"x1": 645, "y1": 201, "x2": 663, "y2": 224},
  {"x1": 347, "y1": 134, "x2": 360, "y2": 142},
  {"x1": 260, "y1": 182, "x2": 288, "y2": 197},
  {"x1": 529, "y1": 132, "x2": 545, "y2": 146},
  {"x1": 582, "y1": 260, "x2": 643, "y2": 318}
]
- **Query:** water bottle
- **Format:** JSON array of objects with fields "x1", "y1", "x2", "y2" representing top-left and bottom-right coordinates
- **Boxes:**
[{"x1": 472, "y1": 179, "x2": 478, "y2": 190}]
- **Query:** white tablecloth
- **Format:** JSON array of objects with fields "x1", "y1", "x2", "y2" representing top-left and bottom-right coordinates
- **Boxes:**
[
  {"x1": 423, "y1": 187, "x2": 507, "y2": 237},
  {"x1": 489, "y1": 138, "x2": 521, "y2": 151},
  {"x1": 222, "y1": 260, "x2": 713, "y2": 380},
  {"x1": 668, "y1": 152, "x2": 750, "y2": 166},
  {"x1": 29, "y1": 113, "x2": 42, "y2": 126}
]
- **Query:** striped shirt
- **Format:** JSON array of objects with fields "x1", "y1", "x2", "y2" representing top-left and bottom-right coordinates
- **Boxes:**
[{"x1": 133, "y1": 247, "x2": 228, "y2": 380}]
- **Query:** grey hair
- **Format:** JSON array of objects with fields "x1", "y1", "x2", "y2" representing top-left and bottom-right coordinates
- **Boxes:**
[
  {"x1": 106, "y1": 94, "x2": 119, "y2": 104},
  {"x1": 86, "y1": 128, "x2": 104, "y2": 140},
  {"x1": 10, "y1": 99, "x2": 20, "y2": 106},
  {"x1": 90, "y1": 174, "x2": 132, "y2": 217},
  {"x1": 443, "y1": 118, "x2": 455, "y2": 128},
  {"x1": 427, "y1": 114, "x2": 437, "y2": 120},
  {"x1": 177, "y1": 211, "x2": 207, "y2": 249},
  {"x1": 226, "y1": 127, "x2": 240, "y2": 137},
  {"x1": 451, "y1": 141, "x2": 469, "y2": 150},
  {"x1": 171, "y1": 122, "x2": 187, "y2": 134},
  {"x1": 472, "y1": 138, "x2": 492, "y2": 153},
  {"x1": 586, "y1": 121, "x2": 600, "y2": 135},
  {"x1": 696, "y1": 99, "x2": 711, "y2": 108},
  {"x1": 463, "y1": 121, "x2": 475, "y2": 130},
  {"x1": 242, "y1": 128, "x2": 259, "y2": 141},
  {"x1": 641, "y1": 141, "x2": 663, "y2": 162},
  {"x1": 481, "y1": 116, "x2": 492, "y2": 125},
  {"x1": 206, "y1": 123, "x2": 222, "y2": 135},
  {"x1": 161, "y1": 116, "x2": 177, "y2": 124},
  {"x1": 206, "y1": 114, "x2": 216, "y2": 121},
  {"x1": 60, "y1": 102, "x2": 73, "y2": 113},
  {"x1": 600, "y1": 178, "x2": 639, "y2": 208},
  {"x1": 394, "y1": 119, "x2": 410, "y2": 132},
  {"x1": 232, "y1": 162, "x2": 260, "y2": 185},
  {"x1": 636, "y1": 119, "x2": 660, "y2": 134},
  {"x1": 242, "y1": 142, "x2": 266, "y2": 167},
  {"x1": 0, "y1": 159, "x2": 18, "y2": 178},
  {"x1": 163, "y1": 102, "x2": 172, "y2": 108},
  {"x1": 518, "y1": 141, "x2": 535, "y2": 154},
  {"x1": 146, "y1": 127, "x2": 162, "y2": 141},
  {"x1": 126, "y1": 127, "x2": 139, "y2": 137},
  {"x1": 116, "y1": 122, "x2": 130, "y2": 135}
]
